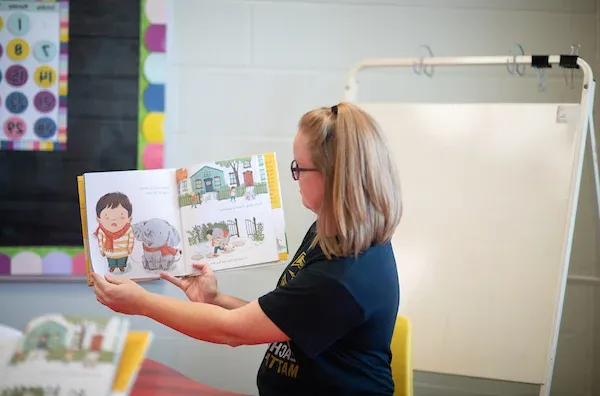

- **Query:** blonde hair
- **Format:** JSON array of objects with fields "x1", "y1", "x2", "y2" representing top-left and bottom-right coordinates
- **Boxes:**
[{"x1": 298, "y1": 102, "x2": 402, "y2": 259}]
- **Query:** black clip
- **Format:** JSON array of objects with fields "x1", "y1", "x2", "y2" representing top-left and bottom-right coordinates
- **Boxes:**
[
  {"x1": 559, "y1": 55, "x2": 579, "y2": 69},
  {"x1": 531, "y1": 55, "x2": 551, "y2": 69}
]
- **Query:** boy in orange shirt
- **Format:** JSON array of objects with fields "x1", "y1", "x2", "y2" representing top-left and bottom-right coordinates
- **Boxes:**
[{"x1": 93, "y1": 192, "x2": 135, "y2": 272}]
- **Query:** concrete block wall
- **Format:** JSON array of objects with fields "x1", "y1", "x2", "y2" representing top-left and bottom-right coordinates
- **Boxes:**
[
  {"x1": 1, "y1": 1, "x2": 599, "y2": 395},
  {"x1": 164, "y1": 1, "x2": 600, "y2": 395}
]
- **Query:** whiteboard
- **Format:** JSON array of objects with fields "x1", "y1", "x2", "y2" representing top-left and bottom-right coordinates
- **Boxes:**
[{"x1": 357, "y1": 103, "x2": 582, "y2": 385}]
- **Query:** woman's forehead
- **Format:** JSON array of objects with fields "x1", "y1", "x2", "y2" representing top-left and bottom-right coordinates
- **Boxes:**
[{"x1": 293, "y1": 132, "x2": 311, "y2": 161}]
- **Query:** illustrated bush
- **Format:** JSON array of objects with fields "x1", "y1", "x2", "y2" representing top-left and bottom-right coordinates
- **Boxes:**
[
  {"x1": 187, "y1": 221, "x2": 229, "y2": 245},
  {"x1": 251, "y1": 222, "x2": 265, "y2": 242}
]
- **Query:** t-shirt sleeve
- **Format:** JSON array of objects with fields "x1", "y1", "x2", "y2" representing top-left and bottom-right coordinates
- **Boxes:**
[{"x1": 258, "y1": 267, "x2": 365, "y2": 359}]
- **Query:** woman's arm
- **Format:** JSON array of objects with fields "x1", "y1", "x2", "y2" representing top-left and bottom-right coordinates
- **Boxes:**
[
  {"x1": 212, "y1": 293, "x2": 249, "y2": 310},
  {"x1": 141, "y1": 293, "x2": 289, "y2": 347},
  {"x1": 93, "y1": 274, "x2": 288, "y2": 347}
]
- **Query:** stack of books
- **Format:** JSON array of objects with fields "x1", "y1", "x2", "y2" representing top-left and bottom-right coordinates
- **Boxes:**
[{"x1": 0, "y1": 314, "x2": 153, "y2": 396}]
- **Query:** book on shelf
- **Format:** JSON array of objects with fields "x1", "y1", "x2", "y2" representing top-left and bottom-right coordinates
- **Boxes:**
[
  {"x1": 111, "y1": 331, "x2": 153, "y2": 396},
  {"x1": 0, "y1": 314, "x2": 153, "y2": 396},
  {"x1": 78, "y1": 152, "x2": 289, "y2": 285}
]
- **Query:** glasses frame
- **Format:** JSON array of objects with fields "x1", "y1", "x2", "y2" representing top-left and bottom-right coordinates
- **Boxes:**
[{"x1": 290, "y1": 159, "x2": 318, "y2": 181}]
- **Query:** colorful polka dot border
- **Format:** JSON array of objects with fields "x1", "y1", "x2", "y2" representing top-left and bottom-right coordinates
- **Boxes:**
[{"x1": 138, "y1": 0, "x2": 166, "y2": 170}]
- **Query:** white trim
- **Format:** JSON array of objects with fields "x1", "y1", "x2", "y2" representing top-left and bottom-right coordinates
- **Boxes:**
[
  {"x1": 343, "y1": 55, "x2": 598, "y2": 396},
  {"x1": 542, "y1": 77, "x2": 595, "y2": 396},
  {"x1": 344, "y1": 55, "x2": 593, "y2": 102},
  {"x1": 567, "y1": 275, "x2": 600, "y2": 284}
]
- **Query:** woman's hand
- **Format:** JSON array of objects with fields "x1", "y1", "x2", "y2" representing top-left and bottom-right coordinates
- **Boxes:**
[
  {"x1": 92, "y1": 273, "x2": 150, "y2": 315},
  {"x1": 160, "y1": 262, "x2": 219, "y2": 304}
]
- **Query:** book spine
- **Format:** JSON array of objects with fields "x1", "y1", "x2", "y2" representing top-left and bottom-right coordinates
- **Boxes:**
[{"x1": 77, "y1": 176, "x2": 94, "y2": 286}]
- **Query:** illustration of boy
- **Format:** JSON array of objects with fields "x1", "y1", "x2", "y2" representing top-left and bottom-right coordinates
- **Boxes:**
[
  {"x1": 93, "y1": 192, "x2": 135, "y2": 273},
  {"x1": 206, "y1": 228, "x2": 231, "y2": 256},
  {"x1": 230, "y1": 186, "x2": 236, "y2": 202}
]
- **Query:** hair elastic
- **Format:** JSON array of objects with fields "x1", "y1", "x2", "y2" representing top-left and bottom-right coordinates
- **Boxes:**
[{"x1": 331, "y1": 105, "x2": 338, "y2": 116}]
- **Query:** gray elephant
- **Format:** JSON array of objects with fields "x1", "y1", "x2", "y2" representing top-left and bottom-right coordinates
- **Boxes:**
[{"x1": 132, "y1": 218, "x2": 182, "y2": 271}]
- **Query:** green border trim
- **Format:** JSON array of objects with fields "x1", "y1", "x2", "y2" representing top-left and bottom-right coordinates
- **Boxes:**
[{"x1": 0, "y1": 247, "x2": 82, "y2": 257}]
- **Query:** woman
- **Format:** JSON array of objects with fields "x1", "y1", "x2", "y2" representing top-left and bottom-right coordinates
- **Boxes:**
[{"x1": 92, "y1": 102, "x2": 403, "y2": 395}]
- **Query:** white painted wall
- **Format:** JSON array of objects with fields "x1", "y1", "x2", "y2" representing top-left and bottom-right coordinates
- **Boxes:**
[{"x1": 1, "y1": 1, "x2": 599, "y2": 395}]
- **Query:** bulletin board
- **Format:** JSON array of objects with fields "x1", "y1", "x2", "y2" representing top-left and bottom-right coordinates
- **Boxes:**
[
  {"x1": 0, "y1": 0, "x2": 167, "y2": 281},
  {"x1": 0, "y1": 0, "x2": 68, "y2": 151}
]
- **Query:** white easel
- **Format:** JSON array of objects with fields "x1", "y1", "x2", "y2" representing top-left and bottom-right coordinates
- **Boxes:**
[{"x1": 344, "y1": 54, "x2": 599, "y2": 396}]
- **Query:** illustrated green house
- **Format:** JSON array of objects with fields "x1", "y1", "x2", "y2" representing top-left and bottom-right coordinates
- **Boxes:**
[
  {"x1": 21, "y1": 317, "x2": 73, "y2": 353},
  {"x1": 190, "y1": 166, "x2": 225, "y2": 194}
]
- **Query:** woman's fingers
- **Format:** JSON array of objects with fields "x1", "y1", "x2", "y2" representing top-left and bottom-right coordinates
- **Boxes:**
[
  {"x1": 192, "y1": 262, "x2": 206, "y2": 271},
  {"x1": 160, "y1": 272, "x2": 184, "y2": 289},
  {"x1": 192, "y1": 262, "x2": 213, "y2": 275}
]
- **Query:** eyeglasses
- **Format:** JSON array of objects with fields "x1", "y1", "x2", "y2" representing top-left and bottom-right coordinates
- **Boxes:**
[{"x1": 290, "y1": 159, "x2": 318, "y2": 181}]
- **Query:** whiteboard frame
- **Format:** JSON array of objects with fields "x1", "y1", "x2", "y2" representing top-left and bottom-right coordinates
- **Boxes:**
[{"x1": 343, "y1": 55, "x2": 599, "y2": 396}]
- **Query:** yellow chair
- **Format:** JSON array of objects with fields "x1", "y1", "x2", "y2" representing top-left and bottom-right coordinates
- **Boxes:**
[{"x1": 390, "y1": 315, "x2": 413, "y2": 396}]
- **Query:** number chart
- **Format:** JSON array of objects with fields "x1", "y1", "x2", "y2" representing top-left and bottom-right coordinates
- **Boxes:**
[{"x1": 0, "y1": 0, "x2": 69, "y2": 151}]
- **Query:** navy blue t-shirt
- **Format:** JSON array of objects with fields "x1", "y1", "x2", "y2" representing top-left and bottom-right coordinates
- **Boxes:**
[{"x1": 256, "y1": 222, "x2": 400, "y2": 395}]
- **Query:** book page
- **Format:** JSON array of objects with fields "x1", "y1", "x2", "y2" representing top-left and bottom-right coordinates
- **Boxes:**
[
  {"x1": 0, "y1": 314, "x2": 129, "y2": 396},
  {"x1": 176, "y1": 154, "x2": 282, "y2": 272},
  {"x1": 83, "y1": 169, "x2": 186, "y2": 281}
]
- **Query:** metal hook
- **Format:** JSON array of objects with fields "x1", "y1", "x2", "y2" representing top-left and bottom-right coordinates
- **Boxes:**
[
  {"x1": 564, "y1": 44, "x2": 580, "y2": 89},
  {"x1": 506, "y1": 43, "x2": 526, "y2": 76},
  {"x1": 413, "y1": 45, "x2": 434, "y2": 77}
]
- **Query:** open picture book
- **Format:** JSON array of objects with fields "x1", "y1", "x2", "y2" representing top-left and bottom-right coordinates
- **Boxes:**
[
  {"x1": 78, "y1": 152, "x2": 289, "y2": 285},
  {"x1": 0, "y1": 314, "x2": 152, "y2": 396}
]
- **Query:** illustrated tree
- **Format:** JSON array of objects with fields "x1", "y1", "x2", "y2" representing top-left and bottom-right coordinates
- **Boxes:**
[
  {"x1": 176, "y1": 168, "x2": 193, "y2": 207},
  {"x1": 176, "y1": 168, "x2": 188, "y2": 184},
  {"x1": 78, "y1": 324, "x2": 86, "y2": 350},
  {"x1": 186, "y1": 225, "x2": 205, "y2": 246},
  {"x1": 215, "y1": 157, "x2": 252, "y2": 186},
  {"x1": 176, "y1": 168, "x2": 188, "y2": 191}
]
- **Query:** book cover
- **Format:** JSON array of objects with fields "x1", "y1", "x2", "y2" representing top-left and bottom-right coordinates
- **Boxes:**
[{"x1": 111, "y1": 331, "x2": 153, "y2": 394}]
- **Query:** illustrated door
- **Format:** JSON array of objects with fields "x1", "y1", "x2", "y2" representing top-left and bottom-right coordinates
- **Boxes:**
[
  {"x1": 90, "y1": 335, "x2": 104, "y2": 351},
  {"x1": 204, "y1": 178, "x2": 213, "y2": 193},
  {"x1": 243, "y1": 171, "x2": 254, "y2": 186}
]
